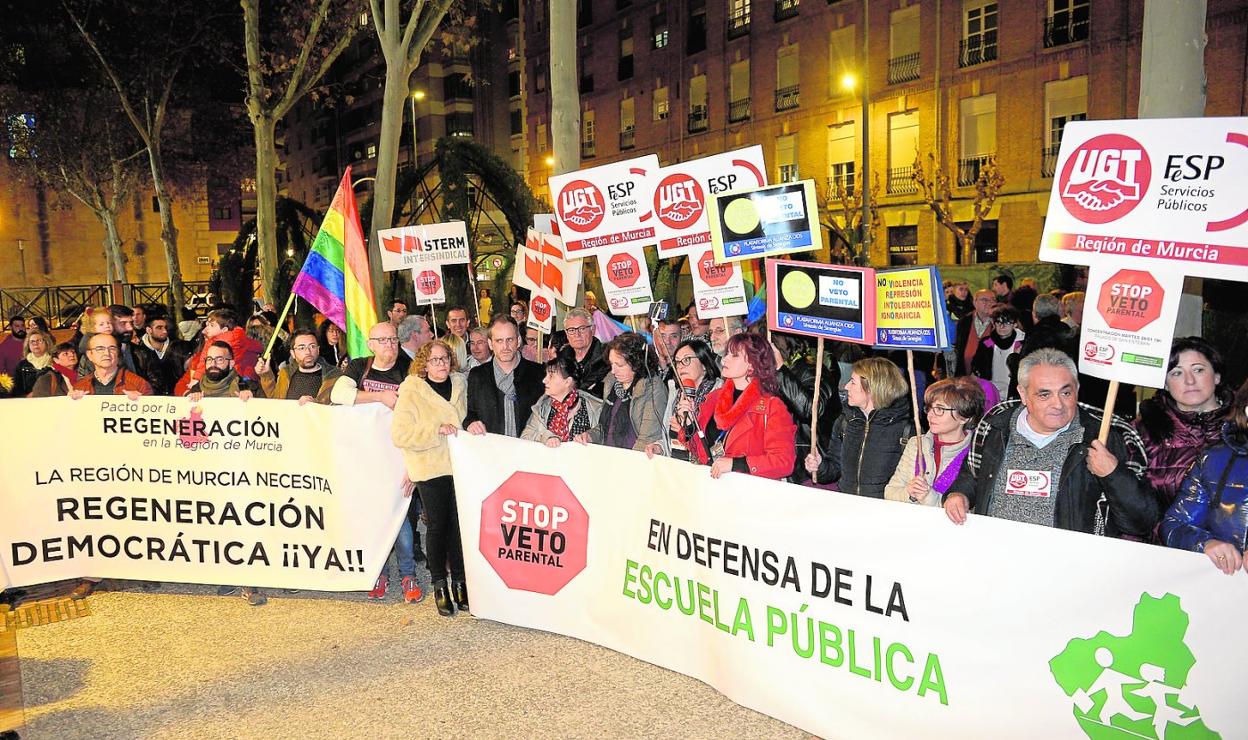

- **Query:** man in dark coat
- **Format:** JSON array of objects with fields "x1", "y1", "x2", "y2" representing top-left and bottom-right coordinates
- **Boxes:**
[{"x1": 464, "y1": 315, "x2": 545, "y2": 437}]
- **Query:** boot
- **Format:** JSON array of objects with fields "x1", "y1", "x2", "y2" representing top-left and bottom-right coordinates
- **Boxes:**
[
  {"x1": 433, "y1": 580, "x2": 453, "y2": 617},
  {"x1": 452, "y1": 580, "x2": 469, "y2": 613}
]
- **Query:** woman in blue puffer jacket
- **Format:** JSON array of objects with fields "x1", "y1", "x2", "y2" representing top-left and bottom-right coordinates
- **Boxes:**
[{"x1": 1161, "y1": 378, "x2": 1248, "y2": 575}]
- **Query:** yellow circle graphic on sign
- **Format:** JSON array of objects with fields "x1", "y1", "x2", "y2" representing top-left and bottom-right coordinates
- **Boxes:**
[
  {"x1": 781, "y1": 270, "x2": 817, "y2": 309},
  {"x1": 723, "y1": 198, "x2": 760, "y2": 235}
]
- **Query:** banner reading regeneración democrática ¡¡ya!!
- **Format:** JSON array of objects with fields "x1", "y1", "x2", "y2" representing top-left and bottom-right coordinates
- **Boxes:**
[
  {"x1": 0, "y1": 397, "x2": 408, "y2": 591},
  {"x1": 451, "y1": 433, "x2": 1245, "y2": 739}
]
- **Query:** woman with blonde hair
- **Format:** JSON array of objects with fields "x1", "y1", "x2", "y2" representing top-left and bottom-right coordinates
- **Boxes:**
[
  {"x1": 12, "y1": 330, "x2": 56, "y2": 397},
  {"x1": 885, "y1": 377, "x2": 984, "y2": 506},
  {"x1": 392, "y1": 339, "x2": 469, "y2": 616},
  {"x1": 806, "y1": 356, "x2": 914, "y2": 497}
]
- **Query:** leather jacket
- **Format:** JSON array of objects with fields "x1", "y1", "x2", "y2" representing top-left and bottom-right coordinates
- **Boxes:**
[
  {"x1": 1160, "y1": 426, "x2": 1248, "y2": 552},
  {"x1": 816, "y1": 394, "x2": 914, "y2": 497},
  {"x1": 1135, "y1": 388, "x2": 1234, "y2": 509},
  {"x1": 776, "y1": 360, "x2": 841, "y2": 483}
]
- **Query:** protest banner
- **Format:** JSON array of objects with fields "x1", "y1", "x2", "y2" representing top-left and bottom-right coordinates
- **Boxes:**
[
  {"x1": 513, "y1": 228, "x2": 581, "y2": 306},
  {"x1": 527, "y1": 290, "x2": 556, "y2": 333},
  {"x1": 550, "y1": 154, "x2": 660, "y2": 257},
  {"x1": 688, "y1": 249, "x2": 748, "y2": 320},
  {"x1": 411, "y1": 264, "x2": 446, "y2": 305},
  {"x1": 377, "y1": 221, "x2": 470, "y2": 272},
  {"x1": 598, "y1": 246, "x2": 655, "y2": 317},
  {"x1": 652, "y1": 147, "x2": 768, "y2": 258},
  {"x1": 766, "y1": 259, "x2": 875, "y2": 343},
  {"x1": 1079, "y1": 267, "x2": 1185, "y2": 389},
  {"x1": 873, "y1": 266, "x2": 953, "y2": 351},
  {"x1": 709, "y1": 180, "x2": 823, "y2": 263},
  {"x1": 0, "y1": 398, "x2": 408, "y2": 591},
  {"x1": 1038, "y1": 118, "x2": 1248, "y2": 279},
  {"x1": 450, "y1": 433, "x2": 1245, "y2": 739}
]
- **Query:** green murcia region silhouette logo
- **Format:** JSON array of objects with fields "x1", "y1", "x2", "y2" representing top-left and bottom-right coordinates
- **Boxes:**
[{"x1": 1049, "y1": 593, "x2": 1220, "y2": 739}]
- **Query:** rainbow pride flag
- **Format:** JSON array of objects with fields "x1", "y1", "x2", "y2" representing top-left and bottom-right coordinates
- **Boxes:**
[{"x1": 291, "y1": 167, "x2": 378, "y2": 358}]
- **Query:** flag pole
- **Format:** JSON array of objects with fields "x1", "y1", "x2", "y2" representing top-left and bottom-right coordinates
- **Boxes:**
[
  {"x1": 262, "y1": 292, "x2": 297, "y2": 361},
  {"x1": 810, "y1": 336, "x2": 824, "y2": 484}
]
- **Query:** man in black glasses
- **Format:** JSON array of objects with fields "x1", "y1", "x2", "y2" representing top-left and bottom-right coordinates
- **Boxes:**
[
  {"x1": 255, "y1": 328, "x2": 340, "y2": 404},
  {"x1": 562, "y1": 307, "x2": 609, "y2": 397}
]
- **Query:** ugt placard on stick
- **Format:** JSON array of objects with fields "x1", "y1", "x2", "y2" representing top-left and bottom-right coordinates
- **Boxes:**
[
  {"x1": 766, "y1": 259, "x2": 875, "y2": 343},
  {"x1": 651, "y1": 146, "x2": 767, "y2": 257},
  {"x1": 550, "y1": 154, "x2": 660, "y2": 258}
]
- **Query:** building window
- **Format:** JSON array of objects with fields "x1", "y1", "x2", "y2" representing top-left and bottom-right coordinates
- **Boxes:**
[
  {"x1": 776, "y1": 135, "x2": 798, "y2": 182},
  {"x1": 447, "y1": 113, "x2": 474, "y2": 138},
  {"x1": 579, "y1": 52, "x2": 594, "y2": 93},
  {"x1": 775, "y1": 0, "x2": 799, "y2": 22},
  {"x1": 687, "y1": 0, "x2": 707, "y2": 54},
  {"x1": 688, "y1": 74, "x2": 708, "y2": 133},
  {"x1": 366, "y1": 143, "x2": 377, "y2": 158},
  {"x1": 619, "y1": 97, "x2": 636, "y2": 149},
  {"x1": 729, "y1": 60, "x2": 751, "y2": 122},
  {"x1": 775, "y1": 45, "x2": 800, "y2": 111},
  {"x1": 536, "y1": 123, "x2": 548, "y2": 154},
  {"x1": 509, "y1": 109, "x2": 523, "y2": 136},
  {"x1": 826, "y1": 122, "x2": 856, "y2": 197},
  {"x1": 829, "y1": 25, "x2": 856, "y2": 97},
  {"x1": 960, "y1": 2, "x2": 998, "y2": 67},
  {"x1": 958, "y1": 94, "x2": 996, "y2": 185},
  {"x1": 582, "y1": 110, "x2": 596, "y2": 158},
  {"x1": 507, "y1": 70, "x2": 521, "y2": 98},
  {"x1": 1044, "y1": 76, "x2": 1087, "y2": 176},
  {"x1": 888, "y1": 225, "x2": 918, "y2": 266},
  {"x1": 576, "y1": 0, "x2": 592, "y2": 28},
  {"x1": 654, "y1": 86, "x2": 670, "y2": 121},
  {"x1": 214, "y1": 207, "x2": 233, "y2": 221},
  {"x1": 535, "y1": 59, "x2": 547, "y2": 92},
  {"x1": 1045, "y1": 0, "x2": 1089, "y2": 48},
  {"x1": 651, "y1": 12, "x2": 668, "y2": 49},
  {"x1": 887, "y1": 110, "x2": 919, "y2": 195},
  {"x1": 888, "y1": 6, "x2": 920, "y2": 84},
  {"x1": 619, "y1": 32, "x2": 634, "y2": 80},
  {"x1": 956, "y1": 220, "x2": 999, "y2": 263},
  {"x1": 728, "y1": 0, "x2": 751, "y2": 38}
]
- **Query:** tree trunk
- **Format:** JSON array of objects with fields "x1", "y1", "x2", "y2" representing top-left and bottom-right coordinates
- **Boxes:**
[
  {"x1": 146, "y1": 144, "x2": 183, "y2": 320},
  {"x1": 549, "y1": 0, "x2": 579, "y2": 176},
  {"x1": 99, "y1": 208, "x2": 128, "y2": 284},
  {"x1": 253, "y1": 116, "x2": 281, "y2": 305},
  {"x1": 367, "y1": 60, "x2": 409, "y2": 305},
  {"x1": 959, "y1": 234, "x2": 973, "y2": 266}
]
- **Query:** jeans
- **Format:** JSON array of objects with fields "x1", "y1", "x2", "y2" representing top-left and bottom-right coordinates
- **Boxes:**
[
  {"x1": 391, "y1": 501, "x2": 416, "y2": 579},
  {"x1": 417, "y1": 475, "x2": 465, "y2": 583}
]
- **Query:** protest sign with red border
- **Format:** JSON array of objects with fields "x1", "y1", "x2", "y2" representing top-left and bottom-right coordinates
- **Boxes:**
[
  {"x1": 550, "y1": 155, "x2": 660, "y2": 258},
  {"x1": 651, "y1": 147, "x2": 767, "y2": 257}
]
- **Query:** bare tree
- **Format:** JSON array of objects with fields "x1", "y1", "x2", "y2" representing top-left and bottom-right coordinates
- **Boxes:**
[
  {"x1": 912, "y1": 153, "x2": 1004, "y2": 265},
  {"x1": 242, "y1": 0, "x2": 366, "y2": 304},
  {"x1": 817, "y1": 174, "x2": 881, "y2": 266}
]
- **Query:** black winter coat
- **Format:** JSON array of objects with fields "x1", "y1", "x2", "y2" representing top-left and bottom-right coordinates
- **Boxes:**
[
  {"x1": 463, "y1": 358, "x2": 546, "y2": 436},
  {"x1": 574, "y1": 338, "x2": 610, "y2": 399},
  {"x1": 816, "y1": 395, "x2": 915, "y2": 497},
  {"x1": 776, "y1": 360, "x2": 841, "y2": 483}
]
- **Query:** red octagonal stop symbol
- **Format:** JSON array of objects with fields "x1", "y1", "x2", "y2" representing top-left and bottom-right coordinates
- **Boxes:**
[
  {"x1": 479, "y1": 471, "x2": 589, "y2": 595},
  {"x1": 695, "y1": 249, "x2": 733, "y2": 288},
  {"x1": 414, "y1": 270, "x2": 441, "y2": 296},
  {"x1": 1096, "y1": 269, "x2": 1164, "y2": 332},
  {"x1": 605, "y1": 252, "x2": 641, "y2": 288}
]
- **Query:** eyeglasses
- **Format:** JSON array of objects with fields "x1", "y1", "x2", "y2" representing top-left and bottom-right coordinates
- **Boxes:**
[
  {"x1": 565, "y1": 325, "x2": 592, "y2": 335},
  {"x1": 369, "y1": 336, "x2": 400, "y2": 345},
  {"x1": 205, "y1": 356, "x2": 233, "y2": 367},
  {"x1": 89, "y1": 346, "x2": 118, "y2": 354},
  {"x1": 427, "y1": 355, "x2": 450, "y2": 365},
  {"x1": 674, "y1": 355, "x2": 699, "y2": 367},
  {"x1": 292, "y1": 344, "x2": 318, "y2": 352},
  {"x1": 928, "y1": 404, "x2": 958, "y2": 417}
]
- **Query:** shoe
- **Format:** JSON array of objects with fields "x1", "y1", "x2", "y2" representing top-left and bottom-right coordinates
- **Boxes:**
[
  {"x1": 401, "y1": 576, "x2": 424, "y2": 604},
  {"x1": 367, "y1": 574, "x2": 389, "y2": 600},
  {"x1": 452, "y1": 581, "x2": 469, "y2": 613},
  {"x1": 70, "y1": 580, "x2": 96, "y2": 600},
  {"x1": 242, "y1": 588, "x2": 267, "y2": 606},
  {"x1": 432, "y1": 581, "x2": 453, "y2": 617},
  {"x1": 0, "y1": 588, "x2": 26, "y2": 609},
  {"x1": 217, "y1": 585, "x2": 241, "y2": 597}
]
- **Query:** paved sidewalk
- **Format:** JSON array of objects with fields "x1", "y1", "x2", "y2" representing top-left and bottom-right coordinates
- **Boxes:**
[{"x1": 14, "y1": 583, "x2": 808, "y2": 739}]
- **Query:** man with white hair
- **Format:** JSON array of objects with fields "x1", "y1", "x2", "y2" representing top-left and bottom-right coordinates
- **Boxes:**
[
  {"x1": 397, "y1": 314, "x2": 433, "y2": 359},
  {"x1": 944, "y1": 348, "x2": 1157, "y2": 537},
  {"x1": 563, "y1": 307, "x2": 609, "y2": 397}
]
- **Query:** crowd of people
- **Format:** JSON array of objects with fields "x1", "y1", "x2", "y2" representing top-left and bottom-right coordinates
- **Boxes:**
[{"x1": 2, "y1": 274, "x2": 1246, "y2": 613}]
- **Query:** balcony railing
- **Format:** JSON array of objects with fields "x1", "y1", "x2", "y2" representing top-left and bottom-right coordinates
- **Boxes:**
[
  {"x1": 582, "y1": 140, "x2": 596, "y2": 158},
  {"x1": 1041, "y1": 145, "x2": 1060, "y2": 177},
  {"x1": 957, "y1": 155, "x2": 994, "y2": 187},
  {"x1": 826, "y1": 172, "x2": 855, "y2": 198},
  {"x1": 727, "y1": 13, "x2": 750, "y2": 38},
  {"x1": 775, "y1": 85, "x2": 800, "y2": 112},
  {"x1": 958, "y1": 36, "x2": 997, "y2": 68},
  {"x1": 887, "y1": 52, "x2": 920, "y2": 84},
  {"x1": 619, "y1": 128, "x2": 636, "y2": 149},
  {"x1": 1044, "y1": 13, "x2": 1089, "y2": 48},
  {"x1": 728, "y1": 98, "x2": 751, "y2": 123},
  {"x1": 887, "y1": 166, "x2": 917, "y2": 195},
  {"x1": 774, "y1": 0, "x2": 799, "y2": 22},
  {"x1": 688, "y1": 107, "x2": 709, "y2": 133}
]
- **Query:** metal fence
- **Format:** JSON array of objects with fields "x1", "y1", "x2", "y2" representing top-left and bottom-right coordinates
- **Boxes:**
[{"x1": 0, "y1": 281, "x2": 212, "y2": 328}]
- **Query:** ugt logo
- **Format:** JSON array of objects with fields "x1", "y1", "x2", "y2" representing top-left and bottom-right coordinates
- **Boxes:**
[
  {"x1": 1050, "y1": 593, "x2": 1221, "y2": 739},
  {"x1": 1059, "y1": 134, "x2": 1152, "y2": 225},
  {"x1": 654, "y1": 173, "x2": 705, "y2": 229},
  {"x1": 557, "y1": 180, "x2": 606, "y2": 233}
]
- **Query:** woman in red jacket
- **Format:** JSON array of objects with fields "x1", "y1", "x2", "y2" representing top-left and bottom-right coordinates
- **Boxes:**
[{"x1": 684, "y1": 333, "x2": 796, "y2": 480}]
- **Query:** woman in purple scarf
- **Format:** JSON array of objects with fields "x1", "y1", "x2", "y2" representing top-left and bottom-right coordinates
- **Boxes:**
[{"x1": 884, "y1": 377, "x2": 985, "y2": 506}]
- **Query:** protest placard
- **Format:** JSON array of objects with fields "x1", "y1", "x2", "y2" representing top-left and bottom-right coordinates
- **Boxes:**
[
  {"x1": 1078, "y1": 266, "x2": 1185, "y2": 388},
  {"x1": 710, "y1": 180, "x2": 823, "y2": 263},
  {"x1": 873, "y1": 266, "x2": 953, "y2": 351},
  {"x1": 688, "y1": 249, "x2": 748, "y2": 320},
  {"x1": 526, "y1": 290, "x2": 556, "y2": 333},
  {"x1": 550, "y1": 154, "x2": 660, "y2": 257},
  {"x1": 377, "y1": 221, "x2": 470, "y2": 272},
  {"x1": 652, "y1": 147, "x2": 767, "y2": 257},
  {"x1": 598, "y1": 246, "x2": 655, "y2": 317},
  {"x1": 513, "y1": 228, "x2": 581, "y2": 306},
  {"x1": 766, "y1": 259, "x2": 874, "y2": 343},
  {"x1": 410, "y1": 265, "x2": 446, "y2": 304}
]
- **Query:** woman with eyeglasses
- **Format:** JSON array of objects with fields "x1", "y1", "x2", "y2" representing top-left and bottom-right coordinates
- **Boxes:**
[
  {"x1": 522, "y1": 346, "x2": 605, "y2": 447},
  {"x1": 645, "y1": 339, "x2": 722, "y2": 460},
  {"x1": 392, "y1": 339, "x2": 469, "y2": 616},
  {"x1": 12, "y1": 330, "x2": 55, "y2": 398},
  {"x1": 594, "y1": 332, "x2": 668, "y2": 451},
  {"x1": 317, "y1": 320, "x2": 350, "y2": 370},
  {"x1": 972, "y1": 305, "x2": 1025, "y2": 401},
  {"x1": 884, "y1": 377, "x2": 984, "y2": 505}
]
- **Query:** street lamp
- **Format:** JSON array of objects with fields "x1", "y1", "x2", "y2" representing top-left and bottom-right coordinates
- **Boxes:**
[
  {"x1": 544, "y1": 155, "x2": 555, "y2": 167},
  {"x1": 409, "y1": 90, "x2": 426, "y2": 166}
]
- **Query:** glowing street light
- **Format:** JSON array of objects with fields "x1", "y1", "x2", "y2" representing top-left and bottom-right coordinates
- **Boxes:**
[
  {"x1": 840, "y1": 72, "x2": 858, "y2": 93},
  {"x1": 544, "y1": 155, "x2": 555, "y2": 166}
]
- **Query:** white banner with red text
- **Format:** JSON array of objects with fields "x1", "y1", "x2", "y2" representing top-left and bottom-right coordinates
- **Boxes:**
[
  {"x1": 0, "y1": 397, "x2": 408, "y2": 591},
  {"x1": 451, "y1": 433, "x2": 1244, "y2": 739}
]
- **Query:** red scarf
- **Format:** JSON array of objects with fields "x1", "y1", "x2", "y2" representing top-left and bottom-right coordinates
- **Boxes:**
[
  {"x1": 713, "y1": 378, "x2": 764, "y2": 430},
  {"x1": 52, "y1": 361, "x2": 79, "y2": 384},
  {"x1": 547, "y1": 392, "x2": 580, "y2": 442}
]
